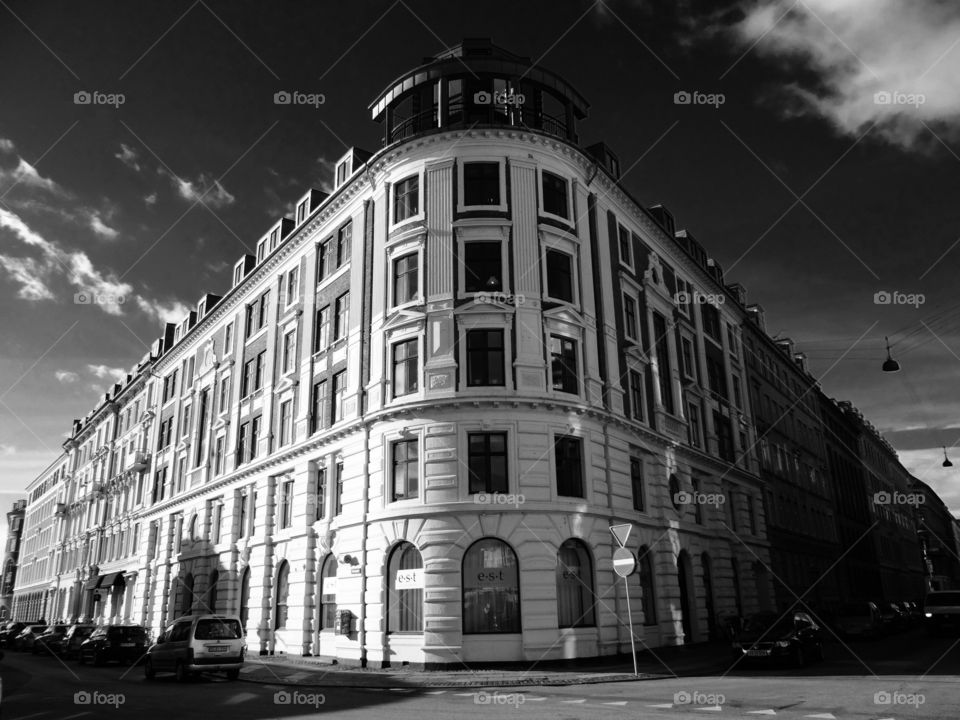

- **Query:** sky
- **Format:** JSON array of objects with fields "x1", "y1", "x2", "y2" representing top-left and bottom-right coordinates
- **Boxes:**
[{"x1": 1, "y1": 0, "x2": 959, "y2": 518}]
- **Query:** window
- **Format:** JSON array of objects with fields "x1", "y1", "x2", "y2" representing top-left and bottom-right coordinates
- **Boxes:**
[
  {"x1": 205, "y1": 570, "x2": 219, "y2": 613},
  {"x1": 652, "y1": 312, "x2": 674, "y2": 413},
  {"x1": 162, "y1": 370, "x2": 178, "y2": 404},
  {"x1": 463, "y1": 241, "x2": 502, "y2": 293},
  {"x1": 194, "y1": 388, "x2": 210, "y2": 467},
  {"x1": 175, "y1": 456, "x2": 187, "y2": 494},
  {"x1": 462, "y1": 538, "x2": 520, "y2": 634},
  {"x1": 468, "y1": 432, "x2": 508, "y2": 494},
  {"x1": 297, "y1": 199, "x2": 307, "y2": 224},
  {"x1": 336, "y1": 222, "x2": 352, "y2": 267},
  {"x1": 239, "y1": 567, "x2": 250, "y2": 627},
  {"x1": 639, "y1": 546, "x2": 657, "y2": 625},
  {"x1": 316, "y1": 240, "x2": 329, "y2": 282},
  {"x1": 387, "y1": 542, "x2": 424, "y2": 633},
  {"x1": 180, "y1": 574, "x2": 194, "y2": 616},
  {"x1": 180, "y1": 404, "x2": 192, "y2": 438},
  {"x1": 332, "y1": 372, "x2": 346, "y2": 423},
  {"x1": 214, "y1": 436, "x2": 225, "y2": 476},
  {"x1": 245, "y1": 291, "x2": 270, "y2": 337},
  {"x1": 212, "y1": 504, "x2": 223, "y2": 544},
  {"x1": 747, "y1": 495, "x2": 757, "y2": 534},
  {"x1": 238, "y1": 492, "x2": 249, "y2": 538},
  {"x1": 692, "y1": 478, "x2": 703, "y2": 524},
  {"x1": 617, "y1": 225, "x2": 632, "y2": 266},
  {"x1": 224, "y1": 322, "x2": 233, "y2": 355},
  {"x1": 466, "y1": 329, "x2": 505, "y2": 386},
  {"x1": 274, "y1": 561, "x2": 289, "y2": 629},
  {"x1": 319, "y1": 555, "x2": 337, "y2": 630},
  {"x1": 541, "y1": 170, "x2": 569, "y2": 219},
  {"x1": 310, "y1": 380, "x2": 328, "y2": 434},
  {"x1": 282, "y1": 329, "x2": 296, "y2": 374},
  {"x1": 630, "y1": 457, "x2": 645, "y2": 511},
  {"x1": 285, "y1": 266, "x2": 299, "y2": 307},
  {"x1": 241, "y1": 351, "x2": 265, "y2": 397},
  {"x1": 623, "y1": 294, "x2": 638, "y2": 340},
  {"x1": 334, "y1": 293, "x2": 349, "y2": 341},
  {"x1": 314, "y1": 306, "x2": 329, "y2": 352},
  {"x1": 629, "y1": 369, "x2": 644, "y2": 421},
  {"x1": 236, "y1": 422, "x2": 248, "y2": 467},
  {"x1": 278, "y1": 400, "x2": 293, "y2": 447},
  {"x1": 681, "y1": 337, "x2": 696, "y2": 380},
  {"x1": 314, "y1": 466, "x2": 326, "y2": 520},
  {"x1": 392, "y1": 338, "x2": 419, "y2": 397},
  {"x1": 732, "y1": 375, "x2": 743, "y2": 409},
  {"x1": 392, "y1": 252, "x2": 418, "y2": 306},
  {"x1": 391, "y1": 439, "x2": 419, "y2": 501},
  {"x1": 218, "y1": 376, "x2": 229, "y2": 413},
  {"x1": 334, "y1": 461, "x2": 343, "y2": 515},
  {"x1": 545, "y1": 249, "x2": 573, "y2": 302},
  {"x1": 550, "y1": 335, "x2": 578, "y2": 394},
  {"x1": 557, "y1": 539, "x2": 595, "y2": 627},
  {"x1": 463, "y1": 161, "x2": 500, "y2": 206},
  {"x1": 701, "y1": 302, "x2": 721, "y2": 342},
  {"x1": 688, "y1": 402, "x2": 702, "y2": 448},
  {"x1": 280, "y1": 479, "x2": 294, "y2": 528},
  {"x1": 715, "y1": 411, "x2": 735, "y2": 462},
  {"x1": 554, "y1": 435, "x2": 584, "y2": 497},
  {"x1": 157, "y1": 418, "x2": 173, "y2": 450},
  {"x1": 393, "y1": 174, "x2": 419, "y2": 223}
]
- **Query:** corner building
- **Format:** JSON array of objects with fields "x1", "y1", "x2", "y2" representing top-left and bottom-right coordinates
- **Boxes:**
[{"x1": 47, "y1": 40, "x2": 775, "y2": 667}]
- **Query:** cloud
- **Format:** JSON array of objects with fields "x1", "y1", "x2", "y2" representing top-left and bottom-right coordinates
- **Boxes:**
[
  {"x1": 721, "y1": 0, "x2": 960, "y2": 148},
  {"x1": 114, "y1": 143, "x2": 141, "y2": 171},
  {"x1": 899, "y1": 448, "x2": 960, "y2": 518},
  {"x1": 0, "y1": 138, "x2": 14, "y2": 154},
  {"x1": 0, "y1": 444, "x2": 15, "y2": 456},
  {"x1": 0, "y1": 157, "x2": 68, "y2": 196},
  {"x1": 162, "y1": 169, "x2": 235, "y2": 209},
  {"x1": 55, "y1": 370, "x2": 79, "y2": 384},
  {"x1": 87, "y1": 211, "x2": 119, "y2": 240},
  {"x1": 0, "y1": 254, "x2": 54, "y2": 300},
  {"x1": 144, "y1": 192, "x2": 157, "y2": 206},
  {"x1": 86, "y1": 364, "x2": 128, "y2": 383},
  {"x1": 135, "y1": 296, "x2": 191, "y2": 324}
]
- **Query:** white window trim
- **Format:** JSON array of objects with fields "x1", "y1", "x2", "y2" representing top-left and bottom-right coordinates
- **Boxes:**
[
  {"x1": 537, "y1": 167, "x2": 574, "y2": 226},
  {"x1": 281, "y1": 324, "x2": 298, "y2": 378},
  {"x1": 223, "y1": 321, "x2": 234, "y2": 356},
  {"x1": 456, "y1": 231, "x2": 511, "y2": 301},
  {"x1": 283, "y1": 264, "x2": 301, "y2": 309},
  {"x1": 680, "y1": 334, "x2": 697, "y2": 381},
  {"x1": 386, "y1": 328, "x2": 424, "y2": 404},
  {"x1": 616, "y1": 222, "x2": 634, "y2": 271},
  {"x1": 626, "y1": 362, "x2": 646, "y2": 423},
  {"x1": 548, "y1": 427, "x2": 589, "y2": 503},
  {"x1": 544, "y1": 321, "x2": 583, "y2": 400},
  {"x1": 457, "y1": 158, "x2": 508, "y2": 214},
  {"x1": 389, "y1": 168, "x2": 425, "y2": 232},
  {"x1": 385, "y1": 234, "x2": 425, "y2": 312},
  {"x1": 458, "y1": 421, "x2": 517, "y2": 501},
  {"x1": 382, "y1": 428, "x2": 424, "y2": 506},
  {"x1": 622, "y1": 292, "x2": 639, "y2": 342},
  {"x1": 539, "y1": 227, "x2": 581, "y2": 308},
  {"x1": 256, "y1": 238, "x2": 267, "y2": 264},
  {"x1": 629, "y1": 452, "x2": 649, "y2": 515},
  {"x1": 457, "y1": 315, "x2": 515, "y2": 394}
]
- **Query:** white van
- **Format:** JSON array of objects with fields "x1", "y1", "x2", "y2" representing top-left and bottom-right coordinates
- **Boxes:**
[{"x1": 145, "y1": 614, "x2": 245, "y2": 681}]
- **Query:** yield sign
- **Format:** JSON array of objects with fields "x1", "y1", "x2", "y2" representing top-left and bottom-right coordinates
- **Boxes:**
[{"x1": 610, "y1": 523, "x2": 632, "y2": 548}]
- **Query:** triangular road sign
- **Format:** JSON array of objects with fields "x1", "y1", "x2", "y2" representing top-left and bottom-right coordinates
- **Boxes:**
[{"x1": 610, "y1": 523, "x2": 632, "y2": 547}]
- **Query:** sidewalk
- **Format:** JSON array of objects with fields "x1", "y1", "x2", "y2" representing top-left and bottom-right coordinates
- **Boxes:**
[{"x1": 237, "y1": 642, "x2": 733, "y2": 688}]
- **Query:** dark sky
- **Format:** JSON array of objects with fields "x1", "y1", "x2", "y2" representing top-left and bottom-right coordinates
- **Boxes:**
[{"x1": 1, "y1": 0, "x2": 959, "y2": 516}]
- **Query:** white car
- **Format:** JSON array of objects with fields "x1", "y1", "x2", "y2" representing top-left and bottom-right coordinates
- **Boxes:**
[{"x1": 145, "y1": 614, "x2": 245, "y2": 681}]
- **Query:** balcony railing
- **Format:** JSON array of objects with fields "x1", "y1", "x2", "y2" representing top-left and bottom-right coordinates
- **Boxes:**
[{"x1": 124, "y1": 450, "x2": 150, "y2": 472}]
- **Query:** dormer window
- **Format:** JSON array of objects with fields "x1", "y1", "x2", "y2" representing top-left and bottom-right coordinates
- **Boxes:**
[
  {"x1": 256, "y1": 238, "x2": 267, "y2": 263},
  {"x1": 336, "y1": 158, "x2": 350, "y2": 188},
  {"x1": 297, "y1": 200, "x2": 308, "y2": 224},
  {"x1": 270, "y1": 228, "x2": 279, "y2": 251}
]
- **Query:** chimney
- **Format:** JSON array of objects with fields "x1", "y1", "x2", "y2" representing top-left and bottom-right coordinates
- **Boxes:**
[{"x1": 746, "y1": 304, "x2": 766, "y2": 332}]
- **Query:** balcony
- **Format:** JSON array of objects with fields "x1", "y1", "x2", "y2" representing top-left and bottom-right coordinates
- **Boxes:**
[
  {"x1": 55, "y1": 502, "x2": 67, "y2": 517},
  {"x1": 124, "y1": 450, "x2": 150, "y2": 472}
]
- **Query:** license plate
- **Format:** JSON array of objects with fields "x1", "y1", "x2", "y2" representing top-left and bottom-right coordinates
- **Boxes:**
[
  {"x1": 119, "y1": 642, "x2": 135, "y2": 647},
  {"x1": 747, "y1": 648, "x2": 771, "y2": 657},
  {"x1": 206, "y1": 645, "x2": 228, "y2": 653}
]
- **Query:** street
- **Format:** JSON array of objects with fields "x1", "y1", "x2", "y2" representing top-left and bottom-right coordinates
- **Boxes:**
[{"x1": 1, "y1": 628, "x2": 958, "y2": 719}]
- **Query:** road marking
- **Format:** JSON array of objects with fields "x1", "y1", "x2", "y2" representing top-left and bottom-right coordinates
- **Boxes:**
[
  {"x1": 454, "y1": 692, "x2": 476, "y2": 696},
  {"x1": 648, "y1": 703, "x2": 674, "y2": 708},
  {"x1": 804, "y1": 715, "x2": 837, "y2": 719},
  {"x1": 697, "y1": 707, "x2": 723, "y2": 712},
  {"x1": 525, "y1": 697, "x2": 547, "y2": 701},
  {"x1": 59, "y1": 714, "x2": 91, "y2": 720},
  {"x1": 747, "y1": 712, "x2": 777, "y2": 716},
  {"x1": 239, "y1": 665, "x2": 258, "y2": 673},
  {"x1": 424, "y1": 690, "x2": 446, "y2": 695},
  {"x1": 561, "y1": 699, "x2": 586, "y2": 704},
  {"x1": 285, "y1": 671, "x2": 311, "y2": 681},
  {"x1": 391, "y1": 688, "x2": 416, "y2": 693},
  {"x1": 10, "y1": 714, "x2": 49, "y2": 720},
  {"x1": 603, "y1": 701, "x2": 628, "y2": 706}
]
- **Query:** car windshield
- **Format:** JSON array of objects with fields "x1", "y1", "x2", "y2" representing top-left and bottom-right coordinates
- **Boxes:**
[
  {"x1": 926, "y1": 592, "x2": 960, "y2": 607},
  {"x1": 107, "y1": 627, "x2": 146, "y2": 641},
  {"x1": 194, "y1": 619, "x2": 243, "y2": 640},
  {"x1": 743, "y1": 613, "x2": 792, "y2": 634}
]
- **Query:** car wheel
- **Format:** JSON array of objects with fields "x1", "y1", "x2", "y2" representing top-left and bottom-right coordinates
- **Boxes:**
[
  {"x1": 144, "y1": 658, "x2": 156, "y2": 680},
  {"x1": 226, "y1": 668, "x2": 240, "y2": 681},
  {"x1": 175, "y1": 661, "x2": 189, "y2": 682},
  {"x1": 793, "y1": 646, "x2": 806, "y2": 668}
]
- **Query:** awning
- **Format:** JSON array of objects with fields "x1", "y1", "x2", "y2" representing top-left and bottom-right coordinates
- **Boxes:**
[{"x1": 98, "y1": 572, "x2": 122, "y2": 588}]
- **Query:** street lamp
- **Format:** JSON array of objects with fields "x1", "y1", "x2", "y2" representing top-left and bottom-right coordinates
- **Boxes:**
[
  {"x1": 882, "y1": 336, "x2": 900, "y2": 373},
  {"x1": 943, "y1": 446, "x2": 953, "y2": 468}
]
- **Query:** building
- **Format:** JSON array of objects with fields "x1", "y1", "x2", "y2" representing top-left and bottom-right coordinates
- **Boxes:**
[
  {"x1": 11, "y1": 455, "x2": 69, "y2": 621},
  {"x1": 14, "y1": 39, "x2": 776, "y2": 665},
  {"x1": 912, "y1": 478, "x2": 960, "y2": 591},
  {"x1": 740, "y1": 309, "x2": 840, "y2": 612},
  {"x1": 0, "y1": 499, "x2": 27, "y2": 619}
]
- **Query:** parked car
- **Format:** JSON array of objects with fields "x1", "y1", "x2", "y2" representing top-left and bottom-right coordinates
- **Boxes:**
[
  {"x1": 733, "y1": 611, "x2": 824, "y2": 667},
  {"x1": 32, "y1": 624, "x2": 69, "y2": 654},
  {"x1": 12, "y1": 624, "x2": 48, "y2": 651},
  {"x1": 835, "y1": 602, "x2": 884, "y2": 639},
  {"x1": 0, "y1": 622, "x2": 26, "y2": 648},
  {"x1": 923, "y1": 590, "x2": 960, "y2": 635},
  {"x1": 78, "y1": 625, "x2": 148, "y2": 665},
  {"x1": 45, "y1": 623, "x2": 96, "y2": 658},
  {"x1": 145, "y1": 614, "x2": 245, "y2": 682}
]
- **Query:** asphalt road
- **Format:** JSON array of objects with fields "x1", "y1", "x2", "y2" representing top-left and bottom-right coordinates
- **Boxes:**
[{"x1": 0, "y1": 628, "x2": 957, "y2": 719}]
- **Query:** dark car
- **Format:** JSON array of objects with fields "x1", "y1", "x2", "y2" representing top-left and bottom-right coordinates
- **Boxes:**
[
  {"x1": 733, "y1": 611, "x2": 824, "y2": 667},
  {"x1": 875, "y1": 601, "x2": 907, "y2": 631},
  {"x1": 0, "y1": 622, "x2": 26, "y2": 648},
  {"x1": 43, "y1": 623, "x2": 96, "y2": 658},
  {"x1": 923, "y1": 590, "x2": 960, "y2": 635},
  {"x1": 12, "y1": 624, "x2": 47, "y2": 651},
  {"x1": 32, "y1": 624, "x2": 69, "y2": 654},
  {"x1": 835, "y1": 602, "x2": 883, "y2": 639},
  {"x1": 79, "y1": 625, "x2": 148, "y2": 665}
]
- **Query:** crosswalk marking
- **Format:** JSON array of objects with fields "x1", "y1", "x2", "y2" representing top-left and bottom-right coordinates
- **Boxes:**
[
  {"x1": 648, "y1": 703, "x2": 674, "y2": 708},
  {"x1": 424, "y1": 690, "x2": 446, "y2": 695},
  {"x1": 525, "y1": 697, "x2": 547, "y2": 701},
  {"x1": 285, "y1": 671, "x2": 311, "y2": 681},
  {"x1": 746, "y1": 712, "x2": 777, "y2": 716},
  {"x1": 804, "y1": 714, "x2": 837, "y2": 719},
  {"x1": 696, "y1": 706, "x2": 723, "y2": 712},
  {"x1": 454, "y1": 692, "x2": 476, "y2": 697},
  {"x1": 561, "y1": 699, "x2": 586, "y2": 704},
  {"x1": 602, "y1": 701, "x2": 628, "y2": 706}
]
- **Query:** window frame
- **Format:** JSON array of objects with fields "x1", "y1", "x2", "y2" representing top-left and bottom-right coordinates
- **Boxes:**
[
  {"x1": 549, "y1": 333, "x2": 580, "y2": 396},
  {"x1": 539, "y1": 168, "x2": 572, "y2": 223},
  {"x1": 390, "y1": 172, "x2": 423, "y2": 229},
  {"x1": 389, "y1": 438, "x2": 420, "y2": 502},
  {"x1": 553, "y1": 433, "x2": 585, "y2": 499},
  {"x1": 457, "y1": 158, "x2": 507, "y2": 213},
  {"x1": 391, "y1": 336, "x2": 420, "y2": 399}
]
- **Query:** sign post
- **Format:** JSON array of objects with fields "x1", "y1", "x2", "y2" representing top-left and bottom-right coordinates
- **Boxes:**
[{"x1": 610, "y1": 524, "x2": 639, "y2": 677}]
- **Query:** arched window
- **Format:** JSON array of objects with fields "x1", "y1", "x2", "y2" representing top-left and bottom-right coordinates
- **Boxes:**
[
  {"x1": 180, "y1": 573, "x2": 194, "y2": 616},
  {"x1": 274, "y1": 561, "x2": 290, "y2": 629},
  {"x1": 730, "y1": 557, "x2": 743, "y2": 617},
  {"x1": 556, "y1": 539, "x2": 595, "y2": 627},
  {"x1": 238, "y1": 567, "x2": 250, "y2": 627},
  {"x1": 206, "y1": 569, "x2": 219, "y2": 614},
  {"x1": 638, "y1": 546, "x2": 657, "y2": 625},
  {"x1": 387, "y1": 542, "x2": 424, "y2": 633},
  {"x1": 701, "y1": 552, "x2": 716, "y2": 640},
  {"x1": 462, "y1": 538, "x2": 520, "y2": 634},
  {"x1": 319, "y1": 555, "x2": 338, "y2": 631},
  {"x1": 189, "y1": 514, "x2": 198, "y2": 541}
]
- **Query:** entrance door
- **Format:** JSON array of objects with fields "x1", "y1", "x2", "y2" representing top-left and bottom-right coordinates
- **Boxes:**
[{"x1": 677, "y1": 551, "x2": 695, "y2": 643}]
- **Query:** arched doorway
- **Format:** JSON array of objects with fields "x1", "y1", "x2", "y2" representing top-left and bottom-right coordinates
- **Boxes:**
[
  {"x1": 238, "y1": 566, "x2": 250, "y2": 628},
  {"x1": 677, "y1": 550, "x2": 695, "y2": 644},
  {"x1": 315, "y1": 555, "x2": 338, "y2": 657},
  {"x1": 701, "y1": 552, "x2": 716, "y2": 641}
]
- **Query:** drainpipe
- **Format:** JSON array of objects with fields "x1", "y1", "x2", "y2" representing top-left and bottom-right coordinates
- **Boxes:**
[{"x1": 359, "y1": 422, "x2": 371, "y2": 667}]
